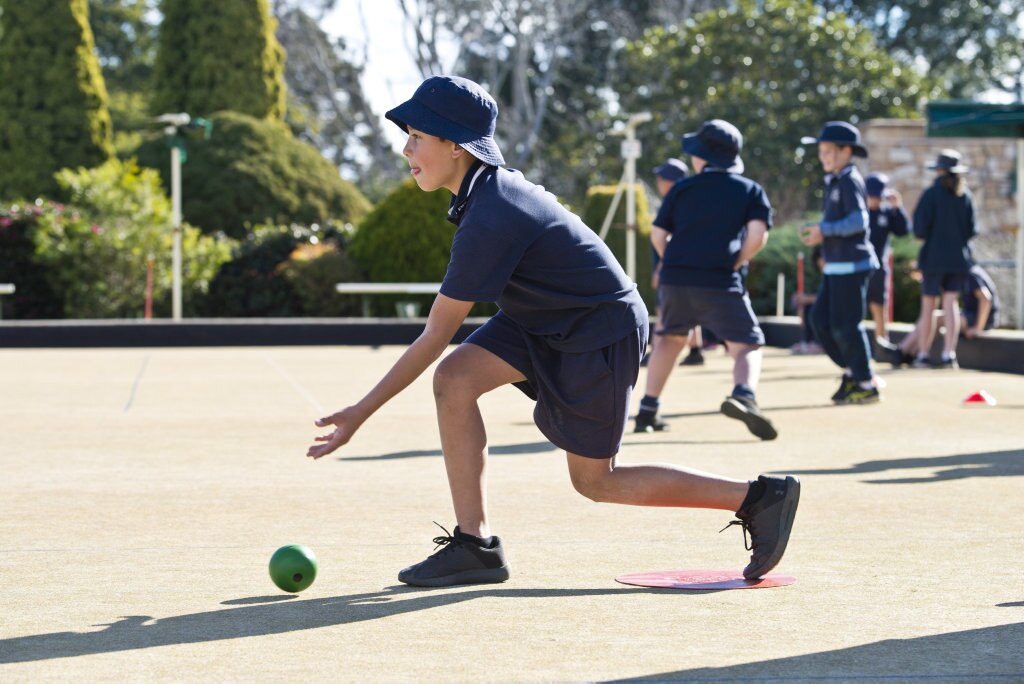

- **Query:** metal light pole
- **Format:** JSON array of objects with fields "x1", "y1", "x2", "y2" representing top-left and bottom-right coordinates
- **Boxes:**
[
  {"x1": 155, "y1": 113, "x2": 191, "y2": 321},
  {"x1": 599, "y1": 112, "x2": 652, "y2": 282}
]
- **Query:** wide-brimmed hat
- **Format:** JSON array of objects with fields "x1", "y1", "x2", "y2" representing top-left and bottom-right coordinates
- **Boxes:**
[
  {"x1": 385, "y1": 75, "x2": 505, "y2": 167},
  {"x1": 800, "y1": 121, "x2": 868, "y2": 158},
  {"x1": 865, "y1": 172, "x2": 889, "y2": 198},
  {"x1": 652, "y1": 158, "x2": 689, "y2": 181},
  {"x1": 681, "y1": 119, "x2": 744, "y2": 173},
  {"x1": 927, "y1": 149, "x2": 969, "y2": 174}
]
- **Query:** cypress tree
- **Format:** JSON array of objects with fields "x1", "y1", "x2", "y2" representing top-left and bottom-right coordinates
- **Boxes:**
[
  {"x1": 151, "y1": 0, "x2": 286, "y2": 121},
  {"x1": 0, "y1": 0, "x2": 114, "y2": 199}
]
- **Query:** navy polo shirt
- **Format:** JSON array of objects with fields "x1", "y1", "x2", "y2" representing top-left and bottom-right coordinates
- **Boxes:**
[
  {"x1": 913, "y1": 180, "x2": 977, "y2": 274},
  {"x1": 820, "y1": 164, "x2": 877, "y2": 274},
  {"x1": 962, "y1": 265, "x2": 999, "y2": 324},
  {"x1": 653, "y1": 169, "x2": 772, "y2": 292},
  {"x1": 440, "y1": 162, "x2": 647, "y2": 353},
  {"x1": 868, "y1": 206, "x2": 910, "y2": 260}
]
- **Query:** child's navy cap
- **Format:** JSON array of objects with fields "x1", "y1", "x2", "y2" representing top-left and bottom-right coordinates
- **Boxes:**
[
  {"x1": 800, "y1": 121, "x2": 868, "y2": 158},
  {"x1": 385, "y1": 75, "x2": 505, "y2": 167},
  {"x1": 927, "y1": 149, "x2": 969, "y2": 174},
  {"x1": 681, "y1": 120, "x2": 744, "y2": 173},
  {"x1": 652, "y1": 158, "x2": 689, "y2": 181},
  {"x1": 865, "y1": 172, "x2": 889, "y2": 197}
]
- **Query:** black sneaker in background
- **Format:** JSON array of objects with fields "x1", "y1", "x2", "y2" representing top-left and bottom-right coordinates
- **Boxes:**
[
  {"x1": 720, "y1": 396, "x2": 778, "y2": 441},
  {"x1": 831, "y1": 376, "x2": 855, "y2": 402},
  {"x1": 634, "y1": 412, "x2": 669, "y2": 433},
  {"x1": 836, "y1": 384, "x2": 881, "y2": 405},
  {"x1": 722, "y1": 474, "x2": 800, "y2": 579},
  {"x1": 680, "y1": 348, "x2": 705, "y2": 366},
  {"x1": 398, "y1": 524, "x2": 510, "y2": 587},
  {"x1": 937, "y1": 355, "x2": 959, "y2": 369}
]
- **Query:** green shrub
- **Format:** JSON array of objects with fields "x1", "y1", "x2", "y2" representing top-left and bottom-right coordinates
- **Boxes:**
[
  {"x1": 198, "y1": 222, "x2": 355, "y2": 316},
  {"x1": 27, "y1": 159, "x2": 233, "y2": 318},
  {"x1": 278, "y1": 242, "x2": 364, "y2": 317},
  {"x1": 347, "y1": 178, "x2": 484, "y2": 317},
  {"x1": 581, "y1": 184, "x2": 655, "y2": 311},
  {"x1": 746, "y1": 215, "x2": 921, "y2": 323},
  {"x1": 0, "y1": 202, "x2": 64, "y2": 318},
  {"x1": 134, "y1": 111, "x2": 371, "y2": 237}
]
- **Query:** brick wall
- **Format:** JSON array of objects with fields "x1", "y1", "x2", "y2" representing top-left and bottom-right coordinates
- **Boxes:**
[{"x1": 859, "y1": 118, "x2": 1019, "y2": 327}]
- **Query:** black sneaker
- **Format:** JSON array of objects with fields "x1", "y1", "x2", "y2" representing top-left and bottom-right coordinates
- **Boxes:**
[
  {"x1": 680, "y1": 348, "x2": 705, "y2": 366},
  {"x1": 937, "y1": 356, "x2": 959, "y2": 370},
  {"x1": 634, "y1": 412, "x2": 669, "y2": 433},
  {"x1": 720, "y1": 396, "x2": 778, "y2": 441},
  {"x1": 398, "y1": 524, "x2": 510, "y2": 587},
  {"x1": 889, "y1": 348, "x2": 914, "y2": 368},
  {"x1": 722, "y1": 475, "x2": 800, "y2": 579},
  {"x1": 835, "y1": 384, "x2": 881, "y2": 405},
  {"x1": 831, "y1": 376, "x2": 855, "y2": 402}
]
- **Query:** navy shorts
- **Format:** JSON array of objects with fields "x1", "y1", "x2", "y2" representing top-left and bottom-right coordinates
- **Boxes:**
[
  {"x1": 464, "y1": 311, "x2": 646, "y2": 459},
  {"x1": 867, "y1": 267, "x2": 888, "y2": 305},
  {"x1": 657, "y1": 285, "x2": 764, "y2": 345},
  {"x1": 921, "y1": 272, "x2": 966, "y2": 296}
]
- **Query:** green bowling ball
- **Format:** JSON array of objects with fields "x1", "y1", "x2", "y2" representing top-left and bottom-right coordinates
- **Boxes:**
[{"x1": 269, "y1": 544, "x2": 318, "y2": 593}]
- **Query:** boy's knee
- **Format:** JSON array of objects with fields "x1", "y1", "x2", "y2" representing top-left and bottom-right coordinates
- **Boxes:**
[
  {"x1": 569, "y1": 465, "x2": 612, "y2": 503},
  {"x1": 433, "y1": 356, "x2": 471, "y2": 400}
]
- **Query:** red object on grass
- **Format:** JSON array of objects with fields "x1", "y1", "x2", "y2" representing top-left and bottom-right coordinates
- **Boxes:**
[
  {"x1": 615, "y1": 569, "x2": 796, "y2": 590},
  {"x1": 963, "y1": 390, "x2": 996, "y2": 406}
]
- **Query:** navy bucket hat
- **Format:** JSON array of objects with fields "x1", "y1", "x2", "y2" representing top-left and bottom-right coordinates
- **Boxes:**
[
  {"x1": 682, "y1": 119, "x2": 744, "y2": 173},
  {"x1": 652, "y1": 158, "x2": 689, "y2": 181},
  {"x1": 865, "y1": 172, "x2": 889, "y2": 198},
  {"x1": 927, "y1": 149, "x2": 969, "y2": 174},
  {"x1": 385, "y1": 75, "x2": 505, "y2": 167},
  {"x1": 800, "y1": 121, "x2": 868, "y2": 158}
]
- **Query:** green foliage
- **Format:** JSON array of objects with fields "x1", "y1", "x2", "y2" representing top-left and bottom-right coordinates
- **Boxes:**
[
  {"x1": 152, "y1": 0, "x2": 286, "y2": 122},
  {"x1": 346, "y1": 179, "x2": 458, "y2": 316},
  {"x1": 198, "y1": 223, "x2": 356, "y2": 317},
  {"x1": 745, "y1": 215, "x2": 921, "y2": 322},
  {"x1": 581, "y1": 184, "x2": 655, "y2": 311},
  {"x1": 0, "y1": 0, "x2": 114, "y2": 199},
  {"x1": 0, "y1": 202, "x2": 65, "y2": 318},
  {"x1": 278, "y1": 242, "x2": 364, "y2": 317},
  {"x1": 28, "y1": 158, "x2": 233, "y2": 318},
  {"x1": 618, "y1": 0, "x2": 941, "y2": 219},
  {"x1": 133, "y1": 111, "x2": 371, "y2": 237}
]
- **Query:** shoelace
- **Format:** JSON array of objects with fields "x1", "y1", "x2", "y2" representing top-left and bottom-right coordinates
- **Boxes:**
[
  {"x1": 430, "y1": 521, "x2": 459, "y2": 554},
  {"x1": 720, "y1": 518, "x2": 754, "y2": 552}
]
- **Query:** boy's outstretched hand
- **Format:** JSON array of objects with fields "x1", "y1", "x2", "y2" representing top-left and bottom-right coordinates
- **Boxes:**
[{"x1": 307, "y1": 407, "x2": 364, "y2": 459}]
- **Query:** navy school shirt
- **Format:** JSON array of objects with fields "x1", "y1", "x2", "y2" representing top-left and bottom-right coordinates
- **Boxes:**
[
  {"x1": 913, "y1": 179, "x2": 977, "y2": 274},
  {"x1": 652, "y1": 168, "x2": 772, "y2": 292},
  {"x1": 961, "y1": 265, "x2": 999, "y2": 325},
  {"x1": 868, "y1": 205, "x2": 910, "y2": 262},
  {"x1": 819, "y1": 164, "x2": 877, "y2": 275},
  {"x1": 440, "y1": 162, "x2": 648, "y2": 353}
]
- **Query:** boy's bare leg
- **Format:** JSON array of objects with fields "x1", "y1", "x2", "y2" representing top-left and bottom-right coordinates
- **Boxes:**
[
  {"x1": 727, "y1": 342, "x2": 761, "y2": 390},
  {"x1": 870, "y1": 302, "x2": 887, "y2": 340},
  {"x1": 433, "y1": 343, "x2": 526, "y2": 539},
  {"x1": 643, "y1": 332, "x2": 689, "y2": 397},
  {"x1": 941, "y1": 291, "x2": 960, "y2": 356},
  {"x1": 917, "y1": 295, "x2": 939, "y2": 359},
  {"x1": 566, "y1": 453, "x2": 748, "y2": 510}
]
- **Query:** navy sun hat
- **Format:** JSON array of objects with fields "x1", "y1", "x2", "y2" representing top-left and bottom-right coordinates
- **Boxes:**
[
  {"x1": 865, "y1": 172, "x2": 889, "y2": 198},
  {"x1": 927, "y1": 149, "x2": 969, "y2": 174},
  {"x1": 800, "y1": 121, "x2": 868, "y2": 158},
  {"x1": 385, "y1": 75, "x2": 505, "y2": 167},
  {"x1": 652, "y1": 158, "x2": 689, "y2": 181},
  {"x1": 681, "y1": 120, "x2": 744, "y2": 173}
]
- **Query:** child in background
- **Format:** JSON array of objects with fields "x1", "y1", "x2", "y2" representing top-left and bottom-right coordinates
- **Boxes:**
[{"x1": 863, "y1": 172, "x2": 909, "y2": 357}]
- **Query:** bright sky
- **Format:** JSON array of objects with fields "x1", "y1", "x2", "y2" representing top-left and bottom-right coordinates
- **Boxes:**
[{"x1": 321, "y1": 0, "x2": 446, "y2": 152}]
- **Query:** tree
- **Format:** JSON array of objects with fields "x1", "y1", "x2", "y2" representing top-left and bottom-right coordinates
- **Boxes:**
[
  {"x1": 0, "y1": 0, "x2": 114, "y2": 199},
  {"x1": 397, "y1": 0, "x2": 729, "y2": 203},
  {"x1": 274, "y1": 5, "x2": 404, "y2": 201},
  {"x1": 88, "y1": 0, "x2": 160, "y2": 154},
  {"x1": 818, "y1": 0, "x2": 1024, "y2": 98},
  {"x1": 151, "y1": 0, "x2": 286, "y2": 121},
  {"x1": 616, "y1": 0, "x2": 941, "y2": 218}
]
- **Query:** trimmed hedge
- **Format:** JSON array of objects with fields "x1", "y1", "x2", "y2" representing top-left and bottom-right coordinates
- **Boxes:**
[{"x1": 134, "y1": 111, "x2": 371, "y2": 237}]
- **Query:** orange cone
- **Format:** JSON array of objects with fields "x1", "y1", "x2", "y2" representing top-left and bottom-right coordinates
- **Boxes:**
[{"x1": 963, "y1": 390, "x2": 996, "y2": 406}]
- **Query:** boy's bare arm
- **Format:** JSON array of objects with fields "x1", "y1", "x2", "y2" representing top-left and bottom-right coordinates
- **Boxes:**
[
  {"x1": 307, "y1": 294, "x2": 475, "y2": 459},
  {"x1": 735, "y1": 220, "x2": 769, "y2": 269}
]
